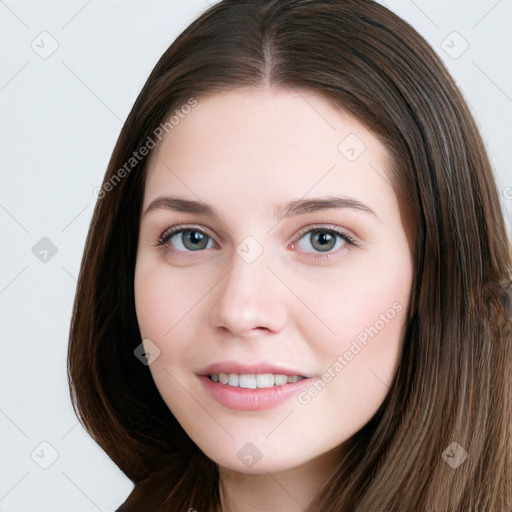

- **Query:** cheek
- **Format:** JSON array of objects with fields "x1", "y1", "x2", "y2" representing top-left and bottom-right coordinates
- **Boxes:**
[
  {"x1": 293, "y1": 246, "x2": 411, "y2": 395},
  {"x1": 295, "y1": 283, "x2": 407, "y2": 431},
  {"x1": 297, "y1": 260, "x2": 409, "y2": 347},
  {"x1": 134, "y1": 264, "x2": 195, "y2": 405},
  {"x1": 134, "y1": 265, "x2": 171, "y2": 340},
  {"x1": 134, "y1": 263, "x2": 193, "y2": 351},
  {"x1": 134, "y1": 261, "x2": 216, "y2": 372}
]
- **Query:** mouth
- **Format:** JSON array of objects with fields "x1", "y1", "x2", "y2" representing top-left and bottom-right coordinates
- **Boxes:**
[
  {"x1": 197, "y1": 360, "x2": 314, "y2": 411},
  {"x1": 198, "y1": 362, "x2": 314, "y2": 411},
  {"x1": 199, "y1": 374, "x2": 313, "y2": 411}
]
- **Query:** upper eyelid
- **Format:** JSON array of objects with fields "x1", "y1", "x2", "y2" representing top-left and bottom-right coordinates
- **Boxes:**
[
  {"x1": 158, "y1": 224, "x2": 220, "y2": 244},
  {"x1": 292, "y1": 223, "x2": 355, "y2": 239}
]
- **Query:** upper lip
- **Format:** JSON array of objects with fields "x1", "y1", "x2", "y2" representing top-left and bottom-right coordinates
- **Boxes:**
[{"x1": 199, "y1": 361, "x2": 310, "y2": 377}]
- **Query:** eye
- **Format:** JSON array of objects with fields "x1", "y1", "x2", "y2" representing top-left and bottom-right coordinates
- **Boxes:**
[
  {"x1": 293, "y1": 227, "x2": 357, "y2": 255},
  {"x1": 157, "y1": 227, "x2": 216, "y2": 252}
]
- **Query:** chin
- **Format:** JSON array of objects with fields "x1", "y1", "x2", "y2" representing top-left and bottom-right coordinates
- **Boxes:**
[{"x1": 205, "y1": 446, "x2": 309, "y2": 475}]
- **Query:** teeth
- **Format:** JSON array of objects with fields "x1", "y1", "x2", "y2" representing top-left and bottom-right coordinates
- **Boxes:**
[
  {"x1": 274, "y1": 374, "x2": 288, "y2": 385},
  {"x1": 210, "y1": 373, "x2": 306, "y2": 389},
  {"x1": 256, "y1": 374, "x2": 274, "y2": 388},
  {"x1": 240, "y1": 374, "x2": 257, "y2": 388}
]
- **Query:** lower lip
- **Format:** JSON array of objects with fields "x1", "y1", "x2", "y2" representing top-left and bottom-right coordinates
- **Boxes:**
[{"x1": 199, "y1": 375, "x2": 314, "y2": 411}]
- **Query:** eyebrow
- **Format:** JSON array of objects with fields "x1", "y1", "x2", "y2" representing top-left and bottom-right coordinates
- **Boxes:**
[
  {"x1": 143, "y1": 195, "x2": 379, "y2": 220},
  {"x1": 276, "y1": 196, "x2": 378, "y2": 220}
]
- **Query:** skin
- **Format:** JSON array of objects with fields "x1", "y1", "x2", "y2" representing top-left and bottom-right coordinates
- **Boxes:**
[{"x1": 134, "y1": 87, "x2": 413, "y2": 512}]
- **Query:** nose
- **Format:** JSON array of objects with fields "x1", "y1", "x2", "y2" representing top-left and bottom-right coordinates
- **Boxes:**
[{"x1": 209, "y1": 252, "x2": 289, "y2": 337}]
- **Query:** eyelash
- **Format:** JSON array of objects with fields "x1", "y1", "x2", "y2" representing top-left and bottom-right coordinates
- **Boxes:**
[{"x1": 155, "y1": 224, "x2": 358, "y2": 260}]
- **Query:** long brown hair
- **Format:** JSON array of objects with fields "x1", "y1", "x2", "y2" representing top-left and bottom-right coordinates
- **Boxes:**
[{"x1": 67, "y1": 1, "x2": 512, "y2": 510}]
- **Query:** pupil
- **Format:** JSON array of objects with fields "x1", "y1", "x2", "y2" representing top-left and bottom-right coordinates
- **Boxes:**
[
  {"x1": 183, "y1": 230, "x2": 207, "y2": 250},
  {"x1": 311, "y1": 231, "x2": 335, "y2": 252}
]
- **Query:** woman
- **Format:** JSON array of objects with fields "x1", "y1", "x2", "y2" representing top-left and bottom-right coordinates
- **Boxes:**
[{"x1": 67, "y1": 1, "x2": 512, "y2": 510}]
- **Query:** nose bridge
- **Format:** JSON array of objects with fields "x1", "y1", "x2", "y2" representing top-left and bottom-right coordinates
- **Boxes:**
[
  {"x1": 210, "y1": 242, "x2": 288, "y2": 335},
  {"x1": 222, "y1": 248, "x2": 273, "y2": 307}
]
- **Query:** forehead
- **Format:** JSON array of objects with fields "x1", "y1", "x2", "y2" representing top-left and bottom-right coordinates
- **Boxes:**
[{"x1": 143, "y1": 87, "x2": 395, "y2": 217}]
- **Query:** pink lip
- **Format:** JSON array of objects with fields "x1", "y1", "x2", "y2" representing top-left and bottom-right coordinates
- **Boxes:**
[
  {"x1": 198, "y1": 360, "x2": 310, "y2": 377},
  {"x1": 199, "y1": 375, "x2": 315, "y2": 411}
]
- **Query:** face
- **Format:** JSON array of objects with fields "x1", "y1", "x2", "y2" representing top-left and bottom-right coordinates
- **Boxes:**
[{"x1": 134, "y1": 87, "x2": 413, "y2": 474}]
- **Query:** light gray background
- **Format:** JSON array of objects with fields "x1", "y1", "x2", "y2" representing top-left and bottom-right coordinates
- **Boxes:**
[{"x1": 1, "y1": 0, "x2": 511, "y2": 510}]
